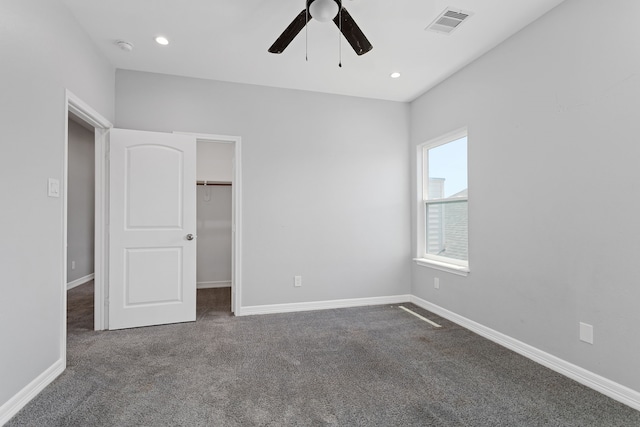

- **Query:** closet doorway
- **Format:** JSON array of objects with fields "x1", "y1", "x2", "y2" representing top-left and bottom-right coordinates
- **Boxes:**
[
  {"x1": 179, "y1": 133, "x2": 242, "y2": 316},
  {"x1": 195, "y1": 140, "x2": 234, "y2": 315}
]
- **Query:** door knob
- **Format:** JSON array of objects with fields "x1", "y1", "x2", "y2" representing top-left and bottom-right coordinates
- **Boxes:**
[{"x1": 186, "y1": 234, "x2": 196, "y2": 241}]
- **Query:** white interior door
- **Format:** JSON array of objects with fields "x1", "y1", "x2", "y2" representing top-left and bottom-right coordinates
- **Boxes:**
[{"x1": 108, "y1": 128, "x2": 197, "y2": 330}]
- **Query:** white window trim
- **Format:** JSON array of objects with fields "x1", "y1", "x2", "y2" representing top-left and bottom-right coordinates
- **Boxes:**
[
  {"x1": 415, "y1": 126, "x2": 469, "y2": 275},
  {"x1": 413, "y1": 258, "x2": 470, "y2": 276}
]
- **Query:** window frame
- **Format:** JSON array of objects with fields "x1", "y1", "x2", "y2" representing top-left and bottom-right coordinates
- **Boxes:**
[{"x1": 415, "y1": 127, "x2": 470, "y2": 276}]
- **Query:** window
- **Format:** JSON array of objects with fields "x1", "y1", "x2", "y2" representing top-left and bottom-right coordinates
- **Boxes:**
[{"x1": 416, "y1": 128, "x2": 469, "y2": 274}]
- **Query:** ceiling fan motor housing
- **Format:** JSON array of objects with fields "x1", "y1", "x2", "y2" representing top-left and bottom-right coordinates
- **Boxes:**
[{"x1": 308, "y1": 0, "x2": 342, "y2": 22}]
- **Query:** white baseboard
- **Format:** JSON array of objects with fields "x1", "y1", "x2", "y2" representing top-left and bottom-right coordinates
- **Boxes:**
[
  {"x1": 66, "y1": 273, "x2": 94, "y2": 290},
  {"x1": 197, "y1": 281, "x2": 231, "y2": 289},
  {"x1": 238, "y1": 294, "x2": 411, "y2": 316},
  {"x1": 410, "y1": 295, "x2": 640, "y2": 412},
  {"x1": 0, "y1": 358, "x2": 65, "y2": 425}
]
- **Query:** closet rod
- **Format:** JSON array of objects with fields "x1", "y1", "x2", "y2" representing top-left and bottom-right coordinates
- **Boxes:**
[{"x1": 196, "y1": 181, "x2": 232, "y2": 186}]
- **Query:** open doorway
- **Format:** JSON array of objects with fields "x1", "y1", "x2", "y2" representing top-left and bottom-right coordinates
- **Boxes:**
[
  {"x1": 195, "y1": 140, "x2": 234, "y2": 316},
  {"x1": 64, "y1": 91, "x2": 111, "y2": 344},
  {"x1": 66, "y1": 114, "x2": 96, "y2": 331},
  {"x1": 178, "y1": 133, "x2": 242, "y2": 316}
]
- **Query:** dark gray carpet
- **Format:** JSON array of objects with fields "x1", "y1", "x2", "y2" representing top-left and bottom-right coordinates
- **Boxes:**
[{"x1": 7, "y1": 282, "x2": 640, "y2": 426}]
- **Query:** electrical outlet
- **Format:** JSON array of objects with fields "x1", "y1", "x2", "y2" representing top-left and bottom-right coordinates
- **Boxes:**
[
  {"x1": 434, "y1": 277, "x2": 440, "y2": 289},
  {"x1": 579, "y1": 322, "x2": 594, "y2": 344},
  {"x1": 71, "y1": 261, "x2": 76, "y2": 270},
  {"x1": 294, "y1": 276, "x2": 302, "y2": 287}
]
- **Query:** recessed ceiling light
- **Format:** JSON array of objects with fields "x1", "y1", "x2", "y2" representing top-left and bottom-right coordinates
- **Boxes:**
[
  {"x1": 390, "y1": 72, "x2": 401, "y2": 79},
  {"x1": 155, "y1": 36, "x2": 169, "y2": 46}
]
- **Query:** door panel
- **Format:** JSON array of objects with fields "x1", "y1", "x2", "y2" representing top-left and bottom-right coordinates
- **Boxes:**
[
  {"x1": 126, "y1": 145, "x2": 184, "y2": 228},
  {"x1": 125, "y1": 247, "x2": 183, "y2": 305},
  {"x1": 109, "y1": 128, "x2": 196, "y2": 330}
]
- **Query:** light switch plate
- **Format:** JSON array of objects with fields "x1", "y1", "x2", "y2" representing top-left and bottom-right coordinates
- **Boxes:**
[{"x1": 48, "y1": 178, "x2": 60, "y2": 198}]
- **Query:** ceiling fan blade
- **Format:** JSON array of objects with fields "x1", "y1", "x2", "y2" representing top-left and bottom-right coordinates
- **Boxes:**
[
  {"x1": 268, "y1": 10, "x2": 309, "y2": 54},
  {"x1": 333, "y1": 7, "x2": 373, "y2": 56}
]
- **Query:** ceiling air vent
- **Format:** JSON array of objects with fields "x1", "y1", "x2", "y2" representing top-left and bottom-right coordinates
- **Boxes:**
[{"x1": 426, "y1": 8, "x2": 473, "y2": 34}]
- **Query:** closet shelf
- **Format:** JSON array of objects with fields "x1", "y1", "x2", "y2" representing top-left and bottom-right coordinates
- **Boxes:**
[{"x1": 196, "y1": 181, "x2": 231, "y2": 186}]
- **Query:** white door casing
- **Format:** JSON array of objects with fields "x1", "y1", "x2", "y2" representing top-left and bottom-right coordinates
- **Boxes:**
[
  {"x1": 174, "y1": 132, "x2": 242, "y2": 315},
  {"x1": 108, "y1": 128, "x2": 197, "y2": 330}
]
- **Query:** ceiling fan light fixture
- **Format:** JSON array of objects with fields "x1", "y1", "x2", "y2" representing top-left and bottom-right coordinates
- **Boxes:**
[{"x1": 309, "y1": 0, "x2": 339, "y2": 23}]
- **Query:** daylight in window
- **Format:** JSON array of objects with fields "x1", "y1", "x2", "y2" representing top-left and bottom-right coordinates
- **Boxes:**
[{"x1": 422, "y1": 134, "x2": 468, "y2": 266}]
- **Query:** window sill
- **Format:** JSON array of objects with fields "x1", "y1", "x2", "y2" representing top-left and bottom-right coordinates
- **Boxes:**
[{"x1": 413, "y1": 258, "x2": 470, "y2": 277}]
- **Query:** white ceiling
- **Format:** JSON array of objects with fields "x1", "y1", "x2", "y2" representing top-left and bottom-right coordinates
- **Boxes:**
[{"x1": 61, "y1": 0, "x2": 565, "y2": 102}]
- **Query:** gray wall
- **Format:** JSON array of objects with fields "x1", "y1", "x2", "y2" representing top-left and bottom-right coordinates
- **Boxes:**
[
  {"x1": 67, "y1": 119, "x2": 95, "y2": 283},
  {"x1": 197, "y1": 185, "x2": 232, "y2": 286},
  {"x1": 410, "y1": 0, "x2": 640, "y2": 392},
  {"x1": 0, "y1": 0, "x2": 114, "y2": 409},
  {"x1": 197, "y1": 141, "x2": 234, "y2": 183},
  {"x1": 115, "y1": 70, "x2": 411, "y2": 307}
]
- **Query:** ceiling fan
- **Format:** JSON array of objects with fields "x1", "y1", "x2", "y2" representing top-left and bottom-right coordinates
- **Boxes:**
[{"x1": 268, "y1": 0, "x2": 373, "y2": 56}]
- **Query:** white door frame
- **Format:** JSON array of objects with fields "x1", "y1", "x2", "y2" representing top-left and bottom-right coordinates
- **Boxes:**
[
  {"x1": 174, "y1": 132, "x2": 242, "y2": 314},
  {"x1": 65, "y1": 90, "x2": 112, "y2": 338}
]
